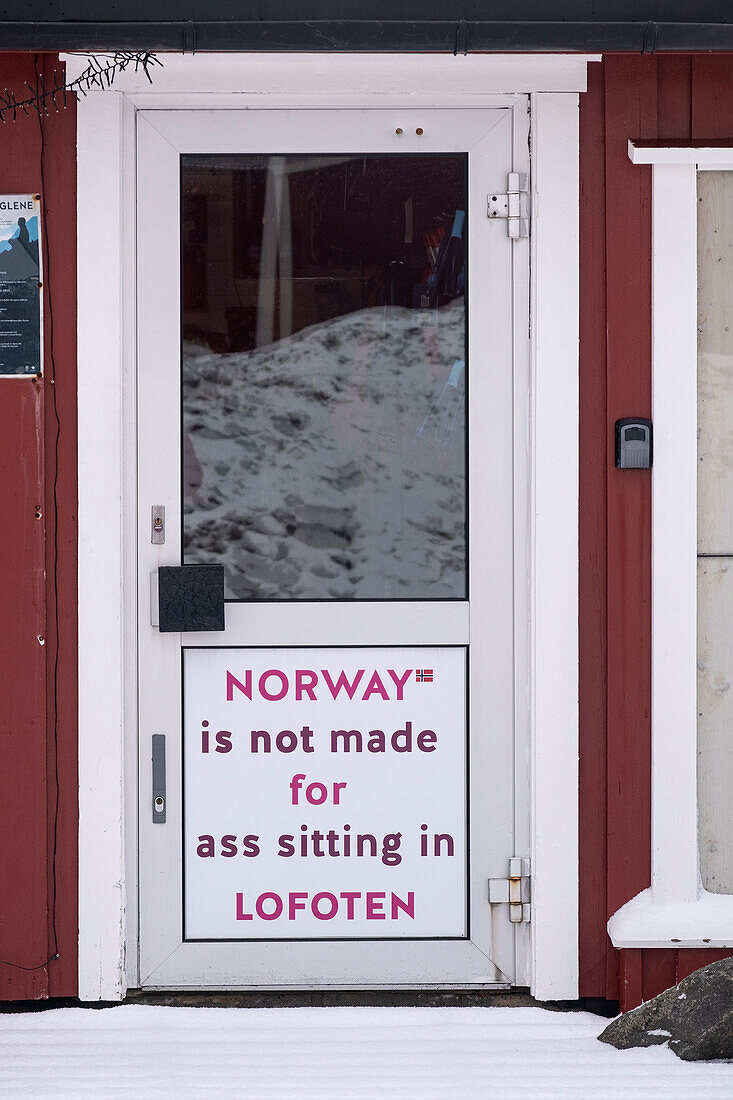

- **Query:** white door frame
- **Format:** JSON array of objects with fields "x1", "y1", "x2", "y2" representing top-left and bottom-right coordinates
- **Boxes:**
[{"x1": 73, "y1": 52, "x2": 585, "y2": 1002}]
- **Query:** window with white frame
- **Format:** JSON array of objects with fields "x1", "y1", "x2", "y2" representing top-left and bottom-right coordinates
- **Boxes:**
[{"x1": 608, "y1": 145, "x2": 733, "y2": 949}]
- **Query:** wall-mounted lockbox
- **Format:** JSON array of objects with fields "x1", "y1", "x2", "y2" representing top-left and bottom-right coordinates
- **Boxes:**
[{"x1": 615, "y1": 418, "x2": 653, "y2": 469}]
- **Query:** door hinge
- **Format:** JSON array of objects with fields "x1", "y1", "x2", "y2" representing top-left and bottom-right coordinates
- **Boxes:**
[
  {"x1": 489, "y1": 857, "x2": 531, "y2": 923},
  {"x1": 487, "y1": 173, "x2": 529, "y2": 239}
]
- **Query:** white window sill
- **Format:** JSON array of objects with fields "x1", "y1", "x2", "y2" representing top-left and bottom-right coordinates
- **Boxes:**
[{"x1": 608, "y1": 887, "x2": 733, "y2": 949}]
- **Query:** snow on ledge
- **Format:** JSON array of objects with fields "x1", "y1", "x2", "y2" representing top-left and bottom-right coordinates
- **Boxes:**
[{"x1": 608, "y1": 887, "x2": 733, "y2": 949}]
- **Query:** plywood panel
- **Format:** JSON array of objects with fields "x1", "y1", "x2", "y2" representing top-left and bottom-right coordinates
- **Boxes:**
[
  {"x1": 697, "y1": 171, "x2": 733, "y2": 555},
  {"x1": 697, "y1": 170, "x2": 733, "y2": 897},
  {"x1": 697, "y1": 558, "x2": 733, "y2": 892}
]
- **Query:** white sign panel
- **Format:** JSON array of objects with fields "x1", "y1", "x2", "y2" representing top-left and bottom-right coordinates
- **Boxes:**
[{"x1": 183, "y1": 646, "x2": 467, "y2": 939}]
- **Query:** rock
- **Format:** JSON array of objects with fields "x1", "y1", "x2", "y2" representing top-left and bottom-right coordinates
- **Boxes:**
[{"x1": 599, "y1": 956, "x2": 733, "y2": 1061}]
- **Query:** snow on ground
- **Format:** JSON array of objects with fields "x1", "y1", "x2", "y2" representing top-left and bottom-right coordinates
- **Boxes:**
[
  {"x1": 183, "y1": 299, "x2": 466, "y2": 600},
  {"x1": 1, "y1": 1005, "x2": 731, "y2": 1099}
]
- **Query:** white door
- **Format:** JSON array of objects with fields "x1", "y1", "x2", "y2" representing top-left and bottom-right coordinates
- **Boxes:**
[{"x1": 136, "y1": 106, "x2": 529, "y2": 989}]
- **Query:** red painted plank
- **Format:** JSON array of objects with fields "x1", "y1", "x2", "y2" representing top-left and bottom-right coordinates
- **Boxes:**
[
  {"x1": 0, "y1": 54, "x2": 49, "y2": 1001},
  {"x1": 0, "y1": 382, "x2": 48, "y2": 999},
  {"x1": 38, "y1": 54, "x2": 78, "y2": 999},
  {"x1": 603, "y1": 56, "x2": 657, "y2": 1002},
  {"x1": 676, "y1": 948, "x2": 732, "y2": 984},
  {"x1": 619, "y1": 948, "x2": 644, "y2": 1012},
  {"x1": 578, "y1": 58, "x2": 609, "y2": 1000},
  {"x1": 641, "y1": 949, "x2": 677, "y2": 1003},
  {"x1": 0, "y1": 53, "x2": 78, "y2": 1000},
  {"x1": 692, "y1": 55, "x2": 733, "y2": 139},
  {"x1": 657, "y1": 56, "x2": 692, "y2": 142}
]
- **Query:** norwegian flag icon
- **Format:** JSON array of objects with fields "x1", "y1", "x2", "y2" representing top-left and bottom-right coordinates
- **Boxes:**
[{"x1": 415, "y1": 669, "x2": 434, "y2": 683}]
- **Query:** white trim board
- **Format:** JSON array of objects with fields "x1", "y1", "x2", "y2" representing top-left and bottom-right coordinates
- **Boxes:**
[
  {"x1": 530, "y1": 92, "x2": 580, "y2": 1000},
  {"x1": 630, "y1": 142, "x2": 733, "y2": 166},
  {"x1": 610, "y1": 147, "x2": 733, "y2": 949},
  {"x1": 77, "y1": 91, "x2": 129, "y2": 1002},
  {"x1": 76, "y1": 59, "x2": 584, "y2": 1001},
  {"x1": 63, "y1": 52, "x2": 599, "y2": 102},
  {"x1": 650, "y1": 163, "x2": 699, "y2": 910}
]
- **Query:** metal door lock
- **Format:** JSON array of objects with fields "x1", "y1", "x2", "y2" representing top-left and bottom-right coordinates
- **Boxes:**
[
  {"x1": 152, "y1": 734, "x2": 166, "y2": 823},
  {"x1": 151, "y1": 505, "x2": 165, "y2": 545}
]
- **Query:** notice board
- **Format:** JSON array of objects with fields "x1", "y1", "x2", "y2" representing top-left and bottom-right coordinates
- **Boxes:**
[
  {"x1": 0, "y1": 195, "x2": 42, "y2": 376},
  {"x1": 183, "y1": 646, "x2": 467, "y2": 940}
]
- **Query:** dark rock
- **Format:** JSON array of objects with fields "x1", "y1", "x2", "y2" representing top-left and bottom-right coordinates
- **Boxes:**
[{"x1": 599, "y1": 956, "x2": 733, "y2": 1061}]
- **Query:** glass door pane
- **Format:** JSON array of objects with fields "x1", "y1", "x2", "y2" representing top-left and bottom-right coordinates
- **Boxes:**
[{"x1": 181, "y1": 154, "x2": 467, "y2": 601}]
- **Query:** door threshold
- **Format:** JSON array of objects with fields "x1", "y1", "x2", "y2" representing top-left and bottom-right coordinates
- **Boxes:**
[{"x1": 126, "y1": 986, "x2": 528, "y2": 1009}]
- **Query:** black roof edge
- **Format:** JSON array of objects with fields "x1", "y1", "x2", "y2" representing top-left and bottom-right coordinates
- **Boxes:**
[{"x1": 1, "y1": 20, "x2": 733, "y2": 55}]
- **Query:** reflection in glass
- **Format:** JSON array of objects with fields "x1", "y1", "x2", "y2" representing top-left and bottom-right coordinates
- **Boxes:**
[{"x1": 182, "y1": 154, "x2": 467, "y2": 600}]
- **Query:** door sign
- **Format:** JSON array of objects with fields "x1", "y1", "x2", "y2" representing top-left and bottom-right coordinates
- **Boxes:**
[
  {"x1": 183, "y1": 646, "x2": 467, "y2": 940},
  {"x1": 0, "y1": 194, "x2": 42, "y2": 377}
]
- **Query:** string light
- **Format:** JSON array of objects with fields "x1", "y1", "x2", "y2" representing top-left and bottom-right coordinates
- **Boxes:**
[{"x1": 0, "y1": 52, "x2": 162, "y2": 123}]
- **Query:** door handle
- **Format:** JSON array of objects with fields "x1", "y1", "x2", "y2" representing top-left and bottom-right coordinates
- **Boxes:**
[
  {"x1": 157, "y1": 564, "x2": 225, "y2": 632},
  {"x1": 152, "y1": 734, "x2": 166, "y2": 823}
]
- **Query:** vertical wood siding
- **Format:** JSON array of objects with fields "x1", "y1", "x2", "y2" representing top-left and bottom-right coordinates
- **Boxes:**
[
  {"x1": 0, "y1": 54, "x2": 77, "y2": 1000},
  {"x1": 579, "y1": 54, "x2": 733, "y2": 1012},
  {"x1": 0, "y1": 47, "x2": 731, "y2": 1008},
  {"x1": 578, "y1": 57, "x2": 610, "y2": 1000}
]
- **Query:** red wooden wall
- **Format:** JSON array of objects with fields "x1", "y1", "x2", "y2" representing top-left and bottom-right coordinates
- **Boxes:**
[
  {"x1": 0, "y1": 54, "x2": 77, "y2": 999},
  {"x1": 579, "y1": 54, "x2": 733, "y2": 1012}
]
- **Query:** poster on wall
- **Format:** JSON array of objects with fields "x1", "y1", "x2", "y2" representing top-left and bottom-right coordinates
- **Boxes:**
[
  {"x1": 0, "y1": 195, "x2": 42, "y2": 377},
  {"x1": 183, "y1": 646, "x2": 467, "y2": 940}
]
